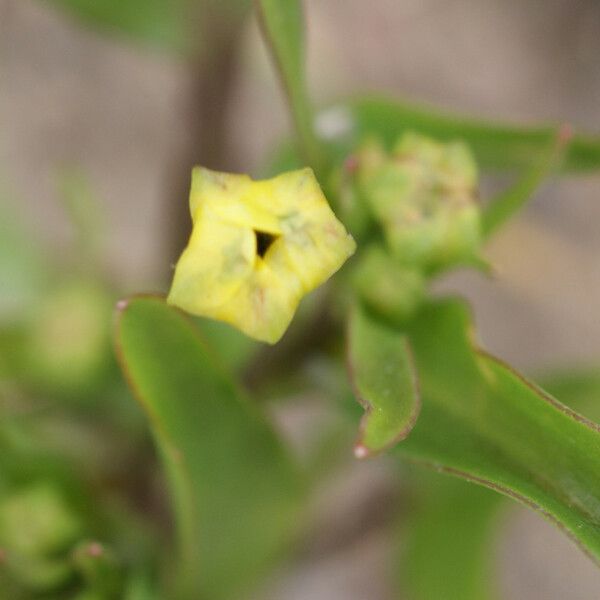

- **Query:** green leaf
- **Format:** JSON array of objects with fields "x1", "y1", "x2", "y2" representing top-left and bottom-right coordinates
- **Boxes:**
[
  {"x1": 541, "y1": 370, "x2": 600, "y2": 423},
  {"x1": 482, "y1": 131, "x2": 567, "y2": 238},
  {"x1": 123, "y1": 570, "x2": 160, "y2": 600},
  {"x1": 342, "y1": 96, "x2": 600, "y2": 172},
  {"x1": 400, "y1": 366, "x2": 600, "y2": 600},
  {"x1": 47, "y1": 0, "x2": 193, "y2": 54},
  {"x1": 402, "y1": 473, "x2": 502, "y2": 600},
  {"x1": 194, "y1": 318, "x2": 258, "y2": 373},
  {"x1": 254, "y1": 0, "x2": 325, "y2": 172},
  {"x1": 114, "y1": 296, "x2": 303, "y2": 600},
  {"x1": 347, "y1": 305, "x2": 420, "y2": 458},
  {"x1": 394, "y1": 299, "x2": 600, "y2": 563}
]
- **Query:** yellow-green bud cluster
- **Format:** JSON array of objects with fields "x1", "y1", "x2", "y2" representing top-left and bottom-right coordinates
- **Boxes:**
[
  {"x1": 0, "y1": 483, "x2": 83, "y2": 592},
  {"x1": 341, "y1": 132, "x2": 482, "y2": 321}
]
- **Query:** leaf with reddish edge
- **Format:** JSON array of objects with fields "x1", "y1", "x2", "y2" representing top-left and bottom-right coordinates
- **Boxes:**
[
  {"x1": 114, "y1": 295, "x2": 303, "y2": 600},
  {"x1": 394, "y1": 298, "x2": 600, "y2": 564},
  {"x1": 254, "y1": 0, "x2": 326, "y2": 173},
  {"x1": 399, "y1": 351, "x2": 600, "y2": 600},
  {"x1": 542, "y1": 370, "x2": 600, "y2": 423},
  {"x1": 347, "y1": 304, "x2": 420, "y2": 458},
  {"x1": 482, "y1": 125, "x2": 571, "y2": 238},
  {"x1": 343, "y1": 96, "x2": 600, "y2": 172}
]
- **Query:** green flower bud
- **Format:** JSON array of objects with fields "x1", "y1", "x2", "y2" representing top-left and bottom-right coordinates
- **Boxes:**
[
  {"x1": 356, "y1": 133, "x2": 482, "y2": 272},
  {"x1": 0, "y1": 483, "x2": 82, "y2": 557},
  {"x1": 351, "y1": 244, "x2": 425, "y2": 323},
  {"x1": 0, "y1": 483, "x2": 82, "y2": 591}
]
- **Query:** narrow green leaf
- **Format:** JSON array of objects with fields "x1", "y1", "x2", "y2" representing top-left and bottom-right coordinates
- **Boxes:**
[
  {"x1": 114, "y1": 296, "x2": 303, "y2": 600},
  {"x1": 47, "y1": 0, "x2": 193, "y2": 54},
  {"x1": 254, "y1": 0, "x2": 325, "y2": 172},
  {"x1": 402, "y1": 473, "x2": 502, "y2": 600},
  {"x1": 347, "y1": 305, "x2": 420, "y2": 458},
  {"x1": 482, "y1": 130, "x2": 568, "y2": 237},
  {"x1": 342, "y1": 96, "x2": 600, "y2": 172},
  {"x1": 394, "y1": 299, "x2": 600, "y2": 563}
]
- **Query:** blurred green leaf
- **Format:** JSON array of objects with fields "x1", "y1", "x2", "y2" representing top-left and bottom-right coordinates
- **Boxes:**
[
  {"x1": 0, "y1": 482, "x2": 82, "y2": 592},
  {"x1": 0, "y1": 196, "x2": 47, "y2": 323},
  {"x1": 25, "y1": 279, "x2": 113, "y2": 399},
  {"x1": 482, "y1": 132, "x2": 567, "y2": 238},
  {"x1": 47, "y1": 0, "x2": 253, "y2": 56},
  {"x1": 115, "y1": 296, "x2": 303, "y2": 600},
  {"x1": 255, "y1": 0, "x2": 325, "y2": 172},
  {"x1": 402, "y1": 473, "x2": 502, "y2": 600},
  {"x1": 393, "y1": 299, "x2": 600, "y2": 562},
  {"x1": 47, "y1": 0, "x2": 192, "y2": 54},
  {"x1": 122, "y1": 570, "x2": 160, "y2": 600},
  {"x1": 347, "y1": 304, "x2": 420, "y2": 457},
  {"x1": 340, "y1": 96, "x2": 600, "y2": 172},
  {"x1": 55, "y1": 168, "x2": 105, "y2": 268}
]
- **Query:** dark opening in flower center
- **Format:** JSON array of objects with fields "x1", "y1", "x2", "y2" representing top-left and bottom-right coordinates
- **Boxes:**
[{"x1": 254, "y1": 230, "x2": 278, "y2": 258}]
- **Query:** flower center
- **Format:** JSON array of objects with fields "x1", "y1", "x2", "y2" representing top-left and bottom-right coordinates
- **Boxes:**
[{"x1": 254, "y1": 230, "x2": 279, "y2": 258}]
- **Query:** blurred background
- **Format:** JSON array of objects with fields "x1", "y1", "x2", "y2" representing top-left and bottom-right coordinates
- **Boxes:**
[{"x1": 1, "y1": 0, "x2": 600, "y2": 598}]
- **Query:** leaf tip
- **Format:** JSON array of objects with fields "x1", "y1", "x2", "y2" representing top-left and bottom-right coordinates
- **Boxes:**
[
  {"x1": 115, "y1": 298, "x2": 130, "y2": 313},
  {"x1": 353, "y1": 443, "x2": 370, "y2": 460},
  {"x1": 558, "y1": 123, "x2": 574, "y2": 146}
]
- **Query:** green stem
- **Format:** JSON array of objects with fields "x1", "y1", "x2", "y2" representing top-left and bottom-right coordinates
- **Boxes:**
[{"x1": 254, "y1": 0, "x2": 327, "y2": 176}]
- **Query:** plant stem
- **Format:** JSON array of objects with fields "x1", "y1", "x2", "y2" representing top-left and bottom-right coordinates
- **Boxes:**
[{"x1": 254, "y1": 0, "x2": 327, "y2": 177}]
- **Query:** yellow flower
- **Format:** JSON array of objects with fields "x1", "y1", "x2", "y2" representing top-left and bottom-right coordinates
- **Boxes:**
[{"x1": 167, "y1": 167, "x2": 356, "y2": 344}]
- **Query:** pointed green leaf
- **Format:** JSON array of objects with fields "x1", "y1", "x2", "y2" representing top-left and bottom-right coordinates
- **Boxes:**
[
  {"x1": 347, "y1": 305, "x2": 420, "y2": 458},
  {"x1": 47, "y1": 0, "x2": 193, "y2": 54},
  {"x1": 114, "y1": 296, "x2": 303, "y2": 600},
  {"x1": 400, "y1": 365, "x2": 600, "y2": 600},
  {"x1": 394, "y1": 299, "x2": 600, "y2": 563},
  {"x1": 482, "y1": 131, "x2": 568, "y2": 238},
  {"x1": 341, "y1": 96, "x2": 600, "y2": 172},
  {"x1": 46, "y1": 0, "x2": 251, "y2": 55},
  {"x1": 254, "y1": 0, "x2": 325, "y2": 171}
]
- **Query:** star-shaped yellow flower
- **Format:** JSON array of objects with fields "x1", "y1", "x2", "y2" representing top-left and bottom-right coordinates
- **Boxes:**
[{"x1": 167, "y1": 167, "x2": 356, "y2": 343}]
